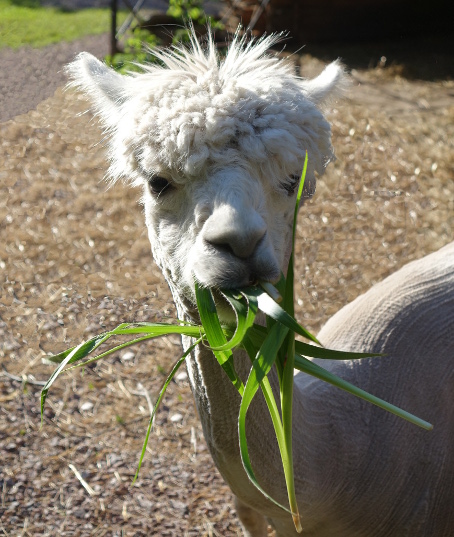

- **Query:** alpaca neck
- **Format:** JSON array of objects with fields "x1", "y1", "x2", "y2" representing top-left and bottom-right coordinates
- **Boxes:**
[
  {"x1": 169, "y1": 241, "x2": 313, "y2": 512},
  {"x1": 182, "y1": 331, "x2": 292, "y2": 510},
  {"x1": 173, "y1": 295, "x2": 356, "y2": 533},
  {"x1": 175, "y1": 293, "x2": 314, "y2": 516}
]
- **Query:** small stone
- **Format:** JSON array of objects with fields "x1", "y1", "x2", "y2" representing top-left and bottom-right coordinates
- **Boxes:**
[
  {"x1": 121, "y1": 351, "x2": 135, "y2": 361},
  {"x1": 170, "y1": 413, "x2": 183, "y2": 423},
  {"x1": 175, "y1": 371, "x2": 187, "y2": 381},
  {"x1": 170, "y1": 499, "x2": 189, "y2": 515},
  {"x1": 79, "y1": 401, "x2": 94, "y2": 412}
]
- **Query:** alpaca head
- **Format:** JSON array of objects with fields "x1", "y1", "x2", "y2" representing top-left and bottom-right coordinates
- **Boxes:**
[{"x1": 67, "y1": 32, "x2": 343, "y2": 313}]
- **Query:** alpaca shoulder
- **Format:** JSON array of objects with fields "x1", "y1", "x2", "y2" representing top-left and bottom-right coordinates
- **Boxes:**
[{"x1": 317, "y1": 241, "x2": 454, "y2": 354}]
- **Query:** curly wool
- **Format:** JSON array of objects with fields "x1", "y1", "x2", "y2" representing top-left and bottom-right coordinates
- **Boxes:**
[
  {"x1": 93, "y1": 32, "x2": 335, "y2": 189},
  {"x1": 66, "y1": 29, "x2": 344, "y2": 305}
]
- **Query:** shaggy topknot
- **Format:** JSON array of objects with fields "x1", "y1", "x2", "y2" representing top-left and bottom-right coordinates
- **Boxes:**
[{"x1": 67, "y1": 30, "x2": 343, "y2": 192}]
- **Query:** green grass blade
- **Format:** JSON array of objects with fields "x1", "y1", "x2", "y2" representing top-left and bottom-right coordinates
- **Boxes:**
[
  {"x1": 284, "y1": 254, "x2": 295, "y2": 317},
  {"x1": 41, "y1": 322, "x2": 206, "y2": 418},
  {"x1": 40, "y1": 334, "x2": 109, "y2": 424},
  {"x1": 294, "y1": 354, "x2": 433, "y2": 430},
  {"x1": 295, "y1": 340, "x2": 383, "y2": 360},
  {"x1": 45, "y1": 329, "x2": 126, "y2": 364},
  {"x1": 280, "y1": 332, "x2": 302, "y2": 532},
  {"x1": 46, "y1": 345, "x2": 79, "y2": 364},
  {"x1": 45, "y1": 322, "x2": 204, "y2": 364},
  {"x1": 277, "y1": 157, "x2": 305, "y2": 529},
  {"x1": 283, "y1": 150, "x2": 308, "y2": 317},
  {"x1": 195, "y1": 284, "x2": 232, "y2": 365},
  {"x1": 238, "y1": 322, "x2": 292, "y2": 514},
  {"x1": 241, "y1": 337, "x2": 284, "y2": 433},
  {"x1": 243, "y1": 288, "x2": 320, "y2": 345},
  {"x1": 281, "y1": 149, "x2": 304, "y2": 531},
  {"x1": 195, "y1": 283, "x2": 244, "y2": 395},
  {"x1": 207, "y1": 289, "x2": 257, "y2": 351},
  {"x1": 293, "y1": 152, "x2": 308, "y2": 244},
  {"x1": 247, "y1": 325, "x2": 381, "y2": 361},
  {"x1": 45, "y1": 322, "x2": 205, "y2": 369},
  {"x1": 239, "y1": 288, "x2": 260, "y2": 319},
  {"x1": 66, "y1": 334, "x2": 162, "y2": 370},
  {"x1": 133, "y1": 337, "x2": 203, "y2": 482},
  {"x1": 241, "y1": 335, "x2": 294, "y2": 512},
  {"x1": 110, "y1": 323, "x2": 204, "y2": 337}
]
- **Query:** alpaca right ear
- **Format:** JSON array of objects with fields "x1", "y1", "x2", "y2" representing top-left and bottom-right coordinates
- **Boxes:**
[
  {"x1": 300, "y1": 60, "x2": 346, "y2": 105},
  {"x1": 66, "y1": 52, "x2": 129, "y2": 128}
]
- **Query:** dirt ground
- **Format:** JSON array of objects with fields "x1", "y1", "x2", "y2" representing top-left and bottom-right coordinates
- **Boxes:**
[
  {"x1": 1, "y1": 40, "x2": 453, "y2": 536},
  {"x1": 0, "y1": 35, "x2": 110, "y2": 124}
]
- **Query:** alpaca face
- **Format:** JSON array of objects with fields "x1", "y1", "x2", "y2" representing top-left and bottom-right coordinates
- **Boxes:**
[
  {"x1": 67, "y1": 33, "x2": 343, "y2": 310},
  {"x1": 143, "y1": 160, "x2": 293, "y2": 303}
]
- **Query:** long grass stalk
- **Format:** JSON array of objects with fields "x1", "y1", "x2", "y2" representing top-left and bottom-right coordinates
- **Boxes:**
[{"x1": 41, "y1": 152, "x2": 432, "y2": 533}]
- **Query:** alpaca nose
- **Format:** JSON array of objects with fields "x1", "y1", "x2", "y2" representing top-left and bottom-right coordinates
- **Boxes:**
[{"x1": 203, "y1": 206, "x2": 267, "y2": 259}]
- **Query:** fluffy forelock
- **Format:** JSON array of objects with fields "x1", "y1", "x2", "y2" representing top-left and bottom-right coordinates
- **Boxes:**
[{"x1": 107, "y1": 31, "x2": 334, "y2": 188}]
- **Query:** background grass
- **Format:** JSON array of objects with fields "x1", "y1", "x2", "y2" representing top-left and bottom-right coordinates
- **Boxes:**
[{"x1": 0, "y1": 0, "x2": 126, "y2": 49}]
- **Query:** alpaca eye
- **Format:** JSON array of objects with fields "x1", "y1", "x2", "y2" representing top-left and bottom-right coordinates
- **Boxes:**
[
  {"x1": 281, "y1": 175, "x2": 300, "y2": 196},
  {"x1": 148, "y1": 176, "x2": 171, "y2": 195}
]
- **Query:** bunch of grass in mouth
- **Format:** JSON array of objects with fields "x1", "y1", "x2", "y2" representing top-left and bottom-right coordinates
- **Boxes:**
[{"x1": 41, "y1": 153, "x2": 432, "y2": 533}]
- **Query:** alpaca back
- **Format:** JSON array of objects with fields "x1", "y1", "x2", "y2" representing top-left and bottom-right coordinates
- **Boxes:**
[
  {"x1": 318, "y1": 241, "x2": 454, "y2": 356},
  {"x1": 305, "y1": 242, "x2": 454, "y2": 536}
]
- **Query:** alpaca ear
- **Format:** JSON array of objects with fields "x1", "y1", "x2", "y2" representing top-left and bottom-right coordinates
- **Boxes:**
[
  {"x1": 300, "y1": 60, "x2": 346, "y2": 104},
  {"x1": 66, "y1": 52, "x2": 129, "y2": 127}
]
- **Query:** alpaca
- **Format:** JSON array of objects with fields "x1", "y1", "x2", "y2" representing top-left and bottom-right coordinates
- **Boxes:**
[{"x1": 66, "y1": 33, "x2": 454, "y2": 536}]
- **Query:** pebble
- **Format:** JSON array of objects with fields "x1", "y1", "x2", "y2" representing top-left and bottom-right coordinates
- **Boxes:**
[
  {"x1": 170, "y1": 413, "x2": 183, "y2": 423},
  {"x1": 121, "y1": 351, "x2": 135, "y2": 361},
  {"x1": 79, "y1": 401, "x2": 94, "y2": 412},
  {"x1": 175, "y1": 371, "x2": 188, "y2": 381}
]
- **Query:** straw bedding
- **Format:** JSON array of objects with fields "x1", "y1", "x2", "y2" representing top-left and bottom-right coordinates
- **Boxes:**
[{"x1": 1, "y1": 48, "x2": 453, "y2": 536}]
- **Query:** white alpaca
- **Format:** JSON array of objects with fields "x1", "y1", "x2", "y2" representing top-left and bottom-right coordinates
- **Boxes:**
[{"x1": 67, "y1": 33, "x2": 454, "y2": 536}]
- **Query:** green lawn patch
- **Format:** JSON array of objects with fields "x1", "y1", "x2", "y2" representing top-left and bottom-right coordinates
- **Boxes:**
[{"x1": 0, "y1": 0, "x2": 126, "y2": 49}]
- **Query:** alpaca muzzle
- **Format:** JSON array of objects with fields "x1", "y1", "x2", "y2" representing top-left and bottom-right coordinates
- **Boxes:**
[{"x1": 188, "y1": 203, "x2": 280, "y2": 289}]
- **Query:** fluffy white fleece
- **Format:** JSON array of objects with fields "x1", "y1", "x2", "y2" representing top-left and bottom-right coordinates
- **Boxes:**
[
  {"x1": 67, "y1": 31, "x2": 342, "y2": 191},
  {"x1": 66, "y1": 30, "x2": 343, "y2": 304}
]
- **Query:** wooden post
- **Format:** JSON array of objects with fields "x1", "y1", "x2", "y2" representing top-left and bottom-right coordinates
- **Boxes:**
[{"x1": 110, "y1": 0, "x2": 117, "y2": 56}]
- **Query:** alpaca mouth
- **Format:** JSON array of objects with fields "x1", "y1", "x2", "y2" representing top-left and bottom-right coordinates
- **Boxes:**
[
  {"x1": 188, "y1": 271, "x2": 248, "y2": 326},
  {"x1": 206, "y1": 287, "x2": 241, "y2": 327},
  {"x1": 192, "y1": 255, "x2": 280, "y2": 293}
]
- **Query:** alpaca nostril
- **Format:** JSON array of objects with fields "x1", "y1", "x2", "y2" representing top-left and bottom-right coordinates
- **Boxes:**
[
  {"x1": 202, "y1": 206, "x2": 267, "y2": 259},
  {"x1": 210, "y1": 241, "x2": 235, "y2": 256},
  {"x1": 248, "y1": 275, "x2": 258, "y2": 286},
  {"x1": 205, "y1": 233, "x2": 265, "y2": 259},
  {"x1": 203, "y1": 222, "x2": 266, "y2": 259}
]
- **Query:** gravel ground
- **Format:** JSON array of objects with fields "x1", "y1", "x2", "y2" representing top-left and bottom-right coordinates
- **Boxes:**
[
  {"x1": 0, "y1": 34, "x2": 110, "y2": 123},
  {"x1": 0, "y1": 1, "x2": 220, "y2": 123},
  {"x1": 1, "y1": 33, "x2": 453, "y2": 536}
]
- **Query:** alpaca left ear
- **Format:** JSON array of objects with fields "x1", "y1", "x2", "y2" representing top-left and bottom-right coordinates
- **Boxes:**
[
  {"x1": 300, "y1": 60, "x2": 346, "y2": 104},
  {"x1": 66, "y1": 52, "x2": 129, "y2": 127}
]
